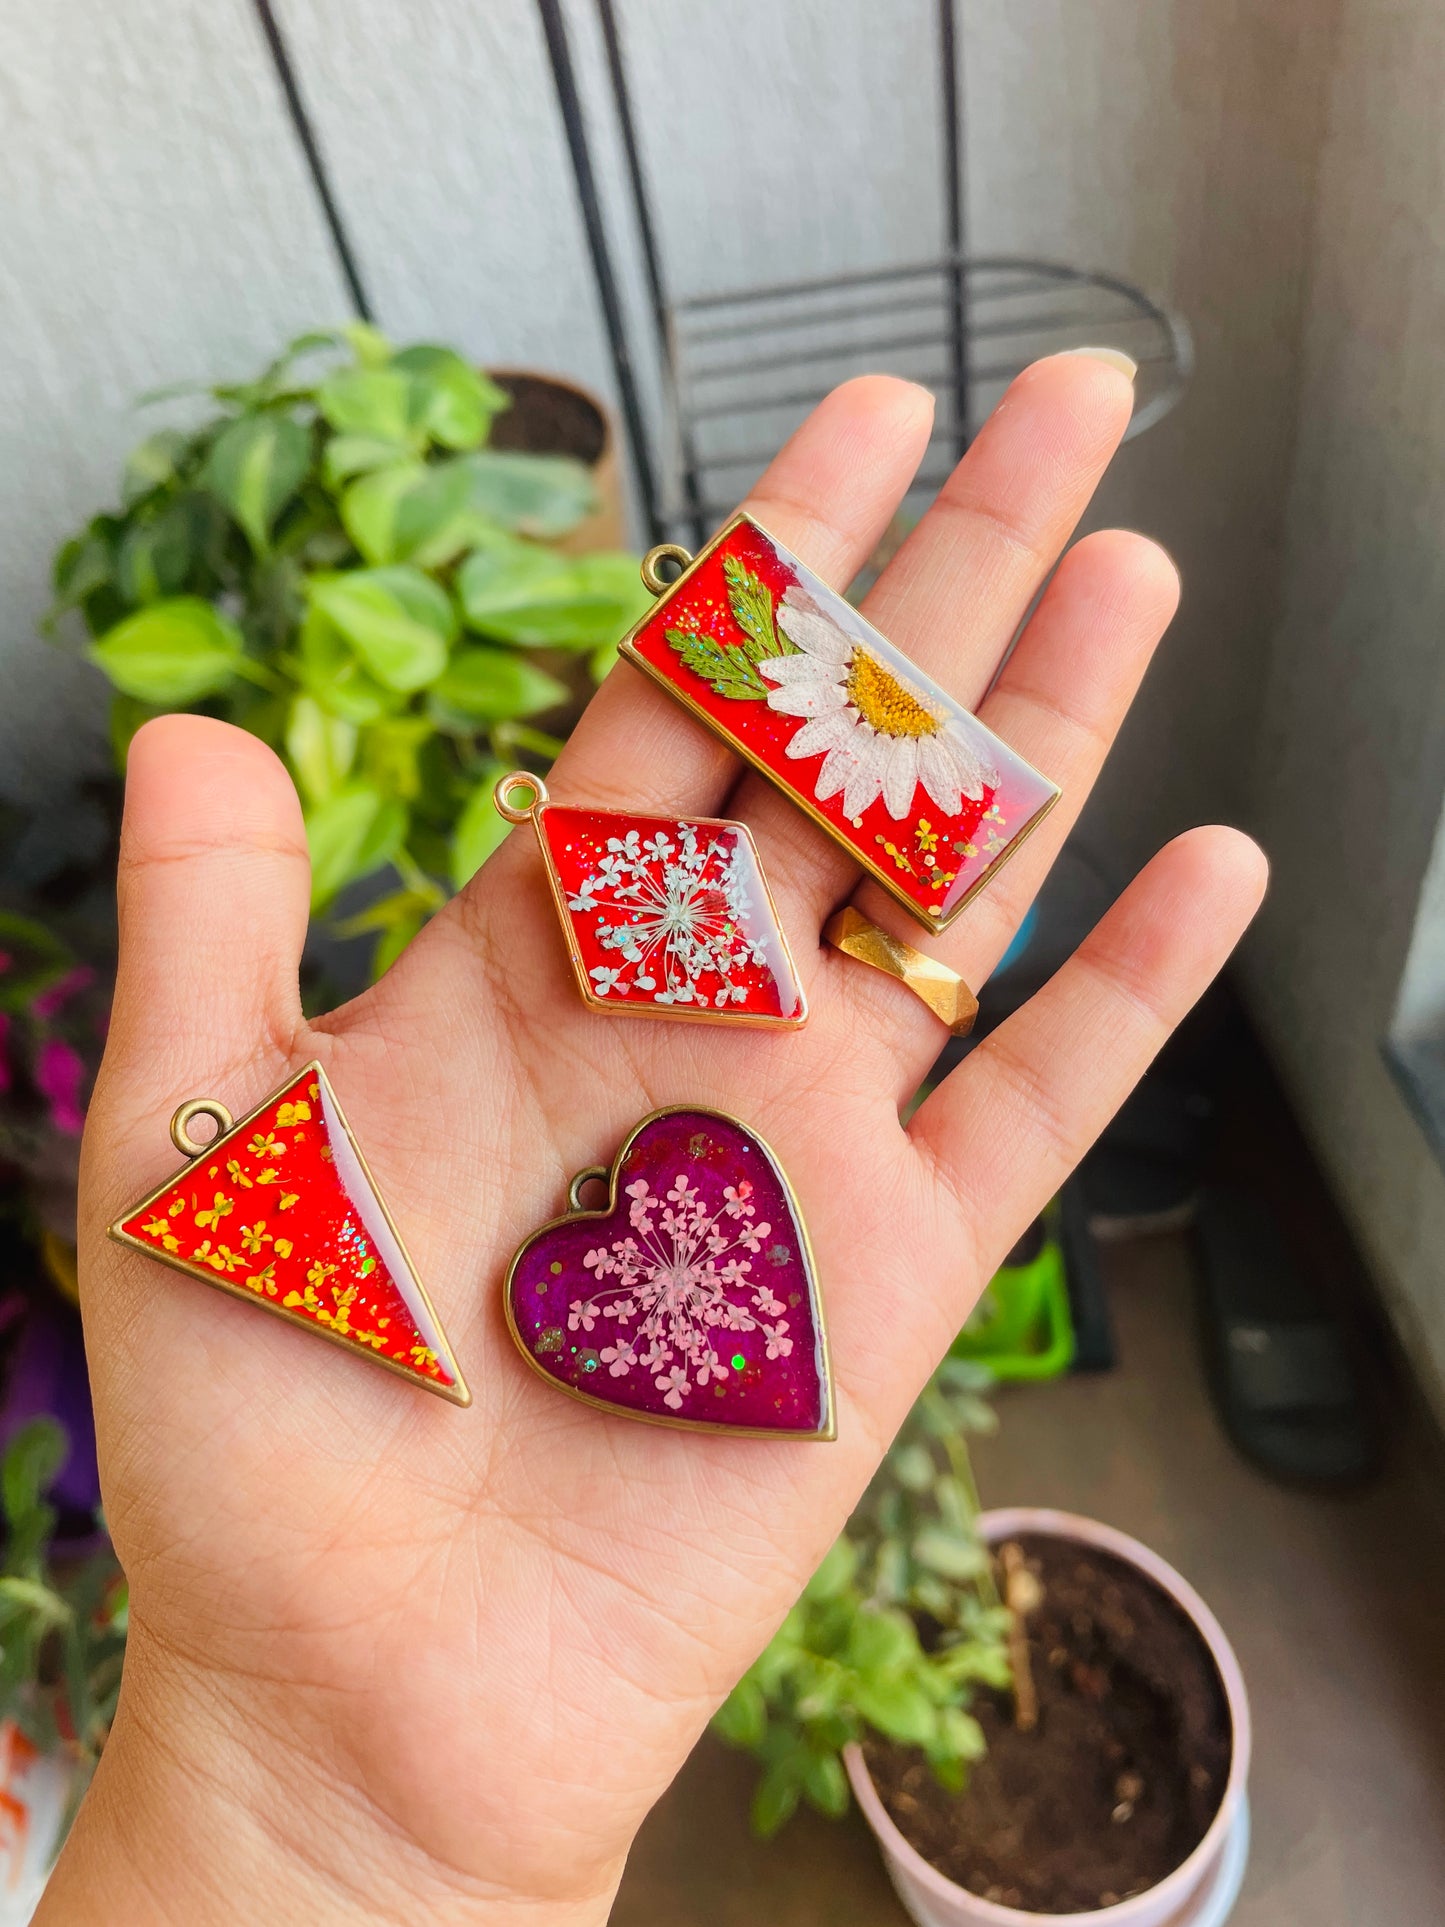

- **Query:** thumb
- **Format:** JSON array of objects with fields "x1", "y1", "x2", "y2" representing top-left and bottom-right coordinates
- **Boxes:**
[{"x1": 99, "y1": 715, "x2": 311, "y2": 1126}]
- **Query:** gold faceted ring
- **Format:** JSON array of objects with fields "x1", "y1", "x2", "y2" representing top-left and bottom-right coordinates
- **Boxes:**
[{"x1": 823, "y1": 906, "x2": 978, "y2": 1038}]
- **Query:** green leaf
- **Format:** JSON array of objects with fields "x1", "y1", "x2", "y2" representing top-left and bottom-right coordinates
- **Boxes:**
[
  {"x1": 285, "y1": 693, "x2": 358, "y2": 806},
  {"x1": 936, "y1": 1706, "x2": 987, "y2": 1763},
  {"x1": 460, "y1": 450, "x2": 595, "y2": 538},
  {"x1": 392, "y1": 346, "x2": 508, "y2": 450},
  {"x1": 457, "y1": 544, "x2": 648, "y2": 648},
  {"x1": 589, "y1": 640, "x2": 618, "y2": 683},
  {"x1": 665, "y1": 625, "x2": 770, "y2": 699},
  {"x1": 341, "y1": 321, "x2": 396, "y2": 368},
  {"x1": 431, "y1": 646, "x2": 567, "y2": 722},
  {"x1": 2, "y1": 1420, "x2": 65, "y2": 1533},
  {"x1": 317, "y1": 368, "x2": 422, "y2": 445},
  {"x1": 851, "y1": 1676, "x2": 939, "y2": 1747},
  {"x1": 891, "y1": 1442, "x2": 936, "y2": 1493},
  {"x1": 800, "y1": 1749, "x2": 849, "y2": 1818},
  {"x1": 342, "y1": 458, "x2": 480, "y2": 568},
  {"x1": 845, "y1": 1608, "x2": 918, "y2": 1675},
  {"x1": 373, "y1": 902, "x2": 427, "y2": 977},
  {"x1": 0, "y1": 1576, "x2": 71, "y2": 1628},
  {"x1": 89, "y1": 598, "x2": 244, "y2": 704},
  {"x1": 51, "y1": 525, "x2": 114, "y2": 610},
  {"x1": 307, "y1": 567, "x2": 456, "y2": 692},
  {"x1": 322, "y1": 434, "x2": 418, "y2": 488},
  {"x1": 304, "y1": 784, "x2": 406, "y2": 911},
  {"x1": 360, "y1": 716, "x2": 433, "y2": 801},
  {"x1": 723, "y1": 554, "x2": 792, "y2": 665},
  {"x1": 711, "y1": 1676, "x2": 767, "y2": 1752},
  {"x1": 122, "y1": 428, "x2": 190, "y2": 506},
  {"x1": 201, "y1": 414, "x2": 311, "y2": 554},
  {"x1": 116, "y1": 496, "x2": 201, "y2": 604},
  {"x1": 751, "y1": 1759, "x2": 802, "y2": 1837},
  {"x1": 804, "y1": 1537, "x2": 858, "y2": 1603},
  {"x1": 912, "y1": 1528, "x2": 988, "y2": 1583},
  {"x1": 451, "y1": 770, "x2": 512, "y2": 888},
  {"x1": 294, "y1": 605, "x2": 404, "y2": 724}
]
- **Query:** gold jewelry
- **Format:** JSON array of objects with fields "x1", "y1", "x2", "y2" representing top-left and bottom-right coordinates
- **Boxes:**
[{"x1": 822, "y1": 906, "x2": 978, "y2": 1037}]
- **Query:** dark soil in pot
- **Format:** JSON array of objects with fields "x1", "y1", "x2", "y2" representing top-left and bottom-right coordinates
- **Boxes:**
[
  {"x1": 863, "y1": 1536, "x2": 1231, "y2": 1914},
  {"x1": 488, "y1": 373, "x2": 608, "y2": 464}
]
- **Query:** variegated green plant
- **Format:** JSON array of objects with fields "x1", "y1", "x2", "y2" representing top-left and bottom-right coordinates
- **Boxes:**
[
  {"x1": 50, "y1": 326, "x2": 650, "y2": 976},
  {"x1": 712, "y1": 1358, "x2": 1011, "y2": 1834}
]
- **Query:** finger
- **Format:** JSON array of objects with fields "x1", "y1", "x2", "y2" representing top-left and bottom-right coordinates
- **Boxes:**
[
  {"x1": 733, "y1": 351, "x2": 1138, "y2": 933},
  {"x1": 831, "y1": 528, "x2": 1181, "y2": 1089},
  {"x1": 102, "y1": 716, "x2": 310, "y2": 1116},
  {"x1": 540, "y1": 376, "x2": 936, "y2": 817},
  {"x1": 907, "y1": 828, "x2": 1268, "y2": 1289}
]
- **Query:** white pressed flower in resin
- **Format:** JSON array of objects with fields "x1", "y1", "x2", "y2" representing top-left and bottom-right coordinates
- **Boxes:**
[{"x1": 760, "y1": 587, "x2": 998, "y2": 821}]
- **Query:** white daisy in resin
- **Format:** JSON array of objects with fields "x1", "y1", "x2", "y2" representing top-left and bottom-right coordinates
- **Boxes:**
[{"x1": 759, "y1": 587, "x2": 998, "y2": 819}]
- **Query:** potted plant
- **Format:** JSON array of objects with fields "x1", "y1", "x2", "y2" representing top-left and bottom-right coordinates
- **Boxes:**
[
  {"x1": 47, "y1": 324, "x2": 652, "y2": 978},
  {"x1": 715, "y1": 1367, "x2": 1252, "y2": 1926}
]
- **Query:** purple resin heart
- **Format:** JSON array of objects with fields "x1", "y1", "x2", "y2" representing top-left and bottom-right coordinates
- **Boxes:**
[{"x1": 506, "y1": 1109, "x2": 834, "y2": 1437}]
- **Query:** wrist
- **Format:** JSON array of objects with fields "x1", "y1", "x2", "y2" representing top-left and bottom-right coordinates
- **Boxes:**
[{"x1": 37, "y1": 1628, "x2": 623, "y2": 1926}]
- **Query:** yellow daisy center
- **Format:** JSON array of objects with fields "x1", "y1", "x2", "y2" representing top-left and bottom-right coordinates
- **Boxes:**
[{"x1": 846, "y1": 649, "x2": 941, "y2": 738}]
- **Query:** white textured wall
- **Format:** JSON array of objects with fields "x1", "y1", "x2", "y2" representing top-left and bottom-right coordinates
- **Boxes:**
[
  {"x1": 1239, "y1": 0, "x2": 1445, "y2": 1412},
  {"x1": 0, "y1": 1, "x2": 349, "y2": 798}
]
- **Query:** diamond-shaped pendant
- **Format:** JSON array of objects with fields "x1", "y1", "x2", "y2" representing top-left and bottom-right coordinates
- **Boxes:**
[
  {"x1": 619, "y1": 516, "x2": 1059, "y2": 932},
  {"x1": 494, "y1": 774, "x2": 807, "y2": 1027},
  {"x1": 109, "y1": 1064, "x2": 468, "y2": 1404}
]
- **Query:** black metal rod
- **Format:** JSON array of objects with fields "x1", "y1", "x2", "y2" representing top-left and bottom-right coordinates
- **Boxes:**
[
  {"x1": 683, "y1": 304, "x2": 1159, "y2": 384},
  {"x1": 677, "y1": 270, "x2": 1066, "y2": 342},
  {"x1": 592, "y1": 0, "x2": 705, "y2": 541},
  {"x1": 938, "y1": 0, "x2": 969, "y2": 455},
  {"x1": 534, "y1": 0, "x2": 664, "y2": 542},
  {"x1": 251, "y1": 0, "x2": 374, "y2": 321}
]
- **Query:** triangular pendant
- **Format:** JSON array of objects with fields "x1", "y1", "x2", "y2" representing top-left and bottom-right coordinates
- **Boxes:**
[
  {"x1": 495, "y1": 775, "x2": 807, "y2": 1027},
  {"x1": 109, "y1": 1064, "x2": 469, "y2": 1405}
]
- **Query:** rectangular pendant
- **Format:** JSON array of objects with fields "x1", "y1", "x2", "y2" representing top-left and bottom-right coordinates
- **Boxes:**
[{"x1": 618, "y1": 515, "x2": 1059, "y2": 931}]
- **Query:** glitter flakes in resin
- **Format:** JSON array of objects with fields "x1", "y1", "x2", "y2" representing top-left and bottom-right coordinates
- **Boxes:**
[
  {"x1": 506, "y1": 1108, "x2": 832, "y2": 1437},
  {"x1": 110, "y1": 1064, "x2": 468, "y2": 1403}
]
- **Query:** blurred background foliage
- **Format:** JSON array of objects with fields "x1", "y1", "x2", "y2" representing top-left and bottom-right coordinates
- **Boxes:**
[{"x1": 48, "y1": 325, "x2": 649, "y2": 978}]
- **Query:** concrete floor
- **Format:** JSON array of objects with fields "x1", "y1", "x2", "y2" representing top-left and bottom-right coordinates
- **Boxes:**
[{"x1": 612, "y1": 1233, "x2": 1445, "y2": 1926}]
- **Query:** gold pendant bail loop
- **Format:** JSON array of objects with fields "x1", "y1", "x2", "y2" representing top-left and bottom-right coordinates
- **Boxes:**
[
  {"x1": 170, "y1": 1098, "x2": 235, "y2": 1159},
  {"x1": 640, "y1": 543, "x2": 694, "y2": 595},
  {"x1": 493, "y1": 769, "x2": 551, "y2": 824},
  {"x1": 567, "y1": 1165, "x2": 610, "y2": 1211}
]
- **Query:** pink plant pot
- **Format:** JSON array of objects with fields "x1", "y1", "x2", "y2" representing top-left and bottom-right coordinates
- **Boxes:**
[{"x1": 845, "y1": 1509, "x2": 1252, "y2": 1927}]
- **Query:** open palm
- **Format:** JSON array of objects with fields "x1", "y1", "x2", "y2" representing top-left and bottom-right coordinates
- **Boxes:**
[{"x1": 58, "y1": 359, "x2": 1265, "y2": 1926}]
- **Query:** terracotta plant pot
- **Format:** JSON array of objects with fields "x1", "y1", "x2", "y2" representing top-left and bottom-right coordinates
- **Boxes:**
[
  {"x1": 845, "y1": 1509, "x2": 1252, "y2": 1927},
  {"x1": 485, "y1": 369, "x2": 626, "y2": 555}
]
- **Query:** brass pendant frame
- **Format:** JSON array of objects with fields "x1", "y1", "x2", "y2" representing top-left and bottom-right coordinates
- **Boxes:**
[
  {"x1": 494, "y1": 772, "x2": 809, "y2": 1031},
  {"x1": 618, "y1": 512, "x2": 1060, "y2": 934},
  {"x1": 108, "y1": 1060, "x2": 471, "y2": 1407},
  {"x1": 502, "y1": 1105, "x2": 835, "y2": 1440}
]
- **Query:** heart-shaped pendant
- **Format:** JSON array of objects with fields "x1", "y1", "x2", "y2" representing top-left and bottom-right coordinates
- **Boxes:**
[{"x1": 505, "y1": 1109, "x2": 834, "y2": 1438}]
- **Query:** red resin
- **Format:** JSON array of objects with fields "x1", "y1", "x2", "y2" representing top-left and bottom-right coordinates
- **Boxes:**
[
  {"x1": 622, "y1": 517, "x2": 1059, "y2": 929},
  {"x1": 114, "y1": 1067, "x2": 465, "y2": 1400},
  {"x1": 535, "y1": 803, "x2": 804, "y2": 1024}
]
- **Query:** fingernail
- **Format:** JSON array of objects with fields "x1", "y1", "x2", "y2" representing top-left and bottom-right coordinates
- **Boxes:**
[{"x1": 1070, "y1": 346, "x2": 1137, "y2": 382}]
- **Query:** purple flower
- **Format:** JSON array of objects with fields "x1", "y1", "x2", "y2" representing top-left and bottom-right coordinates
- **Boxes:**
[
  {"x1": 36, "y1": 1039, "x2": 87, "y2": 1135},
  {"x1": 31, "y1": 966, "x2": 95, "y2": 1021}
]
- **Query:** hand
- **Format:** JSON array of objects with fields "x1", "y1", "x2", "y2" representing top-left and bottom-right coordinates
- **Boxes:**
[{"x1": 52, "y1": 357, "x2": 1265, "y2": 1925}]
